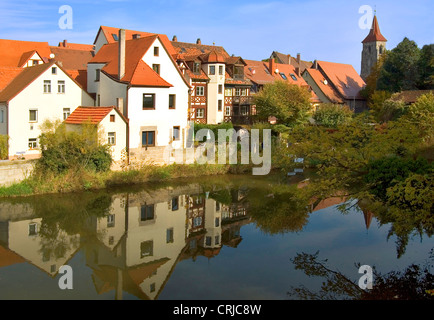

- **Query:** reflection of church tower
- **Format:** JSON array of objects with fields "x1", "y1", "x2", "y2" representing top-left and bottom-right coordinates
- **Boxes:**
[{"x1": 361, "y1": 15, "x2": 387, "y2": 80}]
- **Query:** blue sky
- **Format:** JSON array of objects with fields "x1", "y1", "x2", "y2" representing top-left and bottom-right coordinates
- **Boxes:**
[{"x1": 0, "y1": 0, "x2": 433, "y2": 73}]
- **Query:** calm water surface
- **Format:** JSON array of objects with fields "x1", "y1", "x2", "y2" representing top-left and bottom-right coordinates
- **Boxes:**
[{"x1": 0, "y1": 174, "x2": 432, "y2": 300}]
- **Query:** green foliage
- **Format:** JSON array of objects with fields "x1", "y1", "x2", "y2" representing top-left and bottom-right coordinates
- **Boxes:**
[
  {"x1": 254, "y1": 80, "x2": 312, "y2": 126},
  {"x1": 37, "y1": 120, "x2": 112, "y2": 174},
  {"x1": 377, "y1": 98, "x2": 408, "y2": 122},
  {"x1": 417, "y1": 44, "x2": 434, "y2": 89},
  {"x1": 312, "y1": 104, "x2": 353, "y2": 128},
  {"x1": 193, "y1": 122, "x2": 234, "y2": 142},
  {"x1": 364, "y1": 157, "x2": 432, "y2": 201},
  {"x1": 377, "y1": 37, "x2": 422, "y2": 92},
  {"x1": 403, "y1": 92, "x2": 434, "y2": 141},
  {"x1": 367, "y1": 90, "x2": 392, "y2": 118},
  {"x1": 0, "y1": 135, "x2": 8, "y2": 160}
]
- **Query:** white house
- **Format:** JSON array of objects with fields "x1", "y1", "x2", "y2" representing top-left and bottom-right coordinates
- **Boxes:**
[
  {"x1": 64, "y1": 106, "x2": 128, "y2": 164},
  {"x1": 88, "y1": 29, "x2": 191, "y2": 164},
  {"x1": 0, "y1": 61, "x2": 95, "y2": 159}
]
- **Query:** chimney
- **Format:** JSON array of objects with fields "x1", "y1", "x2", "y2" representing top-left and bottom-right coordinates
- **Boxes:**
[
  {"x1": 62, "y1": 40, "x2": 68, "y2": 48},
  {"x1": 297, "y1": 53, "x2": 301, "y2": 64},
  {"x1": 196, "y1": 38, "x2": 201, "y2": 45},
  {"x1": 295, "y1": 67, "x2": 300, "y2": 77},
  {"x1": 132, "y1": 33, "x2": 141, "y2": 39},
  {"x1": 269, "y1": 58, "x2": 276, "y2": 74},
  {"x1": 118, "y1": 29, "x2": 126, "y2": 80},
  {"x1": 172, "y1": 35, "x2": 177, "y2": 42},
  {"x1": 313, "y1": 60, "x2": 318, "y2": 70}
]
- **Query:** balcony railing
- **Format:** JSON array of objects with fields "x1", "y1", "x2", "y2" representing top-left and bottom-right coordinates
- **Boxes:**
[{"x1": 232, "y1": 96, "x2": 254, "y2": 105}]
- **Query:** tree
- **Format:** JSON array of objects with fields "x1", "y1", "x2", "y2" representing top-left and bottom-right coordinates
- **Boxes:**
[
  {"x1": 377, "y1": 37, "x2": 421, "y2": 92},
  {"x1": 313, "y1": 103, "x2": 353, "y2": 128},
  {"x1": 254, "y1": 80, "x2": 312, "y2": 126},
  {"x1": 417, "y1": 44, "x2": 434, "y2": 89}
]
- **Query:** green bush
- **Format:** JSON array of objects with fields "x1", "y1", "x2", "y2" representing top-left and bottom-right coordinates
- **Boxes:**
[
  {"x1": 313, "y1": 104, "x2": 353, "y2": 128},
  {"x1": 0, "y1": 135, "x2": 8, "y2": 160}
]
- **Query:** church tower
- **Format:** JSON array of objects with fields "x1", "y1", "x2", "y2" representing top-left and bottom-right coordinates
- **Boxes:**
[{"x1": 361, "y1": 15, "x2": 387, "y2": 80}]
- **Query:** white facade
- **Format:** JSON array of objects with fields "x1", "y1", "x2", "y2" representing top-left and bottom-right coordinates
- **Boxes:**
[
  {"x1": 99, "y1": 109, "x2": 127, "y2": 163},
  {"x1": 205, "y1": 63, "x2": 226, "y2": 124},
  {"x1": 5, "y1": 64, "x2": 94, "y2": 158},
  {"x1": 94, "y1": 37, "x2": 190, "y2": 159}
]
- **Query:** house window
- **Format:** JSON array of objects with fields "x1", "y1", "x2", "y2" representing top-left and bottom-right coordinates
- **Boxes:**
[
  {"x1": 28, "y1": 223, "x2": 38, "y2": 236},
  {"x1": 218, "y1": 84, "x2": 223, "y2": 94},
  {"x1": 143, "y1": 94, "x2": 155, "y2": 109},
  {"x1": 140, "y1": 241, "x2": 153, "y2": 258},
  {"x1": 215, "y1": 217, "x2": 220, "y2": 227},
  {"x1": 52, "y1": 67, "x2": 57, "y2": 75},
  {"x1": 225, "y1": 88, "x2": 232, "y2": 96},
  {"x1": 225, "y1": 106, "x2": 231, "y2": 116},
  {"x1": 169, "y1": 94, "x2": 176, "y2": 109},
  {"x1": 107, "y1": 214, "x2": 115, "y2": 228},
  {"x1": 290, "y1": 74, "x2": 298, "y2": 81},
  {"x1": 205, "y1": 236, "x2": 212, "y2": 246},
  {"x1": 241, "y1": 88, "x2": 247, "y2": 96},
  {"x1": 150, "y1": 283, "x2": 156, "y2": 293},
  {"x1": 218, "y1": 100, "x2": 222, "y2": 111},
  {"x1": 196, "y1": 86, "x2": 204, "y2": 96},
  {"x1": 108, "y1": 132, "x2": 116, "y2": 145},
  {"x1": 63, "y1": 108, "x2": 70, "y2": 120},
  {"x1": 235, "y1": 88, "x2": 241, "y2": 96},
  {"x1": 172, "y1": 197, "x2": 179, "y2": 211},
  {"x1": 154, "y1": 46, "x2": 159, "y2": 56},
  {"x1": 110, "y1": 114, "x2": 115, "y2": 122},
  {"x1": 173, "y1": 126, "x2": 180, "y2": 141},
  {"x1": 193, "y1": 62, "x2": 201, "y2": 73},
  {"x1": 166, "y1": 228, "x2": 174, "y2": 243},
  {"x1": 95, "y1": 69, "x2": 101, "y2": 82},
  {"x1": 152, "y1": 64, "x2": 160, "y2": 75},
  {"x1": 32, "y1": 60, "x2": 39, "y2": 66},
  {"x1": 0, "y1": 110, "x2": 4, "y2": 123},
  {"x1": 141, "y1": 204, "x2": 155, "y2": 221},
  {"x1": 193, "y1": 217, "x2": 202, "y2": 227},
  {"x1": 215, "y1": 235, "x2": 220, "y2": 245},
  {"x1": 44, "y1": 80, "x2": 51, "y2": 93},
  {"x1": 219, "y1": 65, "x2": 224, "y2": 75},
  {"x1": 142, "y1": 131, "x2": 155, "y2": 147},
  {"x1": 29, "y1": 109, "x2": 38, "y2": 122},
  {"x1": 196, "y1": 108, "x2": 205, "y2": 119},
  {"x1": 234, "y1": 66, "x2": 244, "y2": 79},
  {"x1": 209, "y1": 65, "x2": 215, "y2": 75},
  {"x1": 58, "y1": 80, "x2": 65, "y2": 93},
  {"x1": 112, "y1": 34, "x2": 118, "y2": 41},
  {"x1": 28, "y1": 138, "x2": 37, "y2": 149}
]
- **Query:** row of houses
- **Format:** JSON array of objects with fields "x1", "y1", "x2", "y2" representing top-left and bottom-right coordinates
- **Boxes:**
[{"x1": 0, "y1": 24, "x2": 370, "y2": 164}]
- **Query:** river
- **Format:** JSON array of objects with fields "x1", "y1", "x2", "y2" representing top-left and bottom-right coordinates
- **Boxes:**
[{"x1": 0, "y1": 173, "x2": 432, "y2": 300}]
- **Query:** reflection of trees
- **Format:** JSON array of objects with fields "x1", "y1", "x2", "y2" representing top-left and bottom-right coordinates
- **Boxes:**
[{"x1": 288, "y1": 250, "x2": 434, "y2": 300}]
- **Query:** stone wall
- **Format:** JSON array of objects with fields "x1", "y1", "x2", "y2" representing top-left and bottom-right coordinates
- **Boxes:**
[{"x1": 0, "y1": 160, "x2": 35, "y2": 186}]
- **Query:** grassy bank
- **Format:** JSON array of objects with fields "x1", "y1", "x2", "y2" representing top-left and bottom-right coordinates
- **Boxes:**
[{"x1": 0, "y1": 162, "x2": 255, "y2": 197}]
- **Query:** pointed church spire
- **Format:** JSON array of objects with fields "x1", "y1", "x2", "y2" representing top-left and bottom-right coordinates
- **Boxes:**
[{"x1": 362, "y1": 15, "x2": 387, "y2": 43}]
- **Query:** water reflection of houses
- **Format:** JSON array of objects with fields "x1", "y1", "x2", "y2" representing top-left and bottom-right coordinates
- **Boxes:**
[
  {"x1": 0, "y1": 203, "x2": 80, "y2": 277},
  {"x1": 87, "y1": 185, "x2": 251, "y2": 300}
]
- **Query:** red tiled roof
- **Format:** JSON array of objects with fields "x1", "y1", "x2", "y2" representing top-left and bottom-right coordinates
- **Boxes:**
[
  {"x1": 317, "y1": 61, "x2": 366, "y2": 100},
  {"x1": 200, "y1": 50, "x2": 226, "y2": 63},
  {"x1": 304, "y1": 68, "x2": 344, "y2": 103},
  {"x1": 0, "y1": 39, "x2": 52, "y2": 67},
  {"x1": 171, "y1": 41, "x2": 230, "y2": 60},
  {"x1": 0, "y1": 62, "x2": 52, "y2": 102},
  {"x1": 58, "y1": 40, "x2": 94, "y2": 51},
  {"x1": 64, "y1": 106, "x2": 117, "y2": 124},
  {"x1": 0, "y1": 245, "x2": 25, "y2": 267},
  {"x1": 185, "y1": 69, "x2": 209, "y2": 81},
  {"x1": 389, "y1": 90, "x2": 433, "y2": 104},
  {"x1": 67, "y1": 69, "x2": 88, "y2": 90},
  {"x1": 50, "y1": 47, "x2": 94, "y2": 70},
  {"x1": 0, "y1": 66, "x2": 24, "y2": 91},
  {"x1": 362, "y1": 16, "x2": 387, "y2": 43},
  {"x1": 91, "y1": 35, "x2": 173, "y2": 87},
  {"x1": 96, "y1": 26, "x2": 176, "y2": 56}
]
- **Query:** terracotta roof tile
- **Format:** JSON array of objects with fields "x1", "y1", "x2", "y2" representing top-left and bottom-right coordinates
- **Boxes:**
[
  {"x1": 304, "y1": 68, "x2": 344, "y2": 103},
  {"x1": 0, "y1": 62, "x2": 52, "y2": 102},
  {"x1": 50, "y1": 47, "x2": 94, "y2": 70},
  {"x1": 58, "y1": 40, "x2": 94, "y2": 51},
  {"x1": 317, "y1": 61, "x2": 366, "y2": 100},
  {"x1": 97, "y1": 26, "x2": 176, "y2": 56},
  {"x1": 0, "y1": 66, "x2": 24, "y2": 91},
  {"x1": 64, "y1": 106, "x2": 116, "y2": 124},
  {"x1": 362, "y1": 16, "x2": 387, "y2": 43},
  {"x1": 0, "y1": 39, "x2": 52, "y2": 67},
  {"x1": 172, "y1": 41, "x2": 230, "y2": 60},
  {"x1": 91, "y1": 35, "x2": 173, "y2": 87}
]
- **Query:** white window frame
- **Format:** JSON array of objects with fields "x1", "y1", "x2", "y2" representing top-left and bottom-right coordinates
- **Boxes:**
[
  {"x1": 28, "y1": 138, "x2": 38, "y2": 149},
  {"x1": 196, "y1": 86, "x2": 205, "y2": 96},
  {"x1": 29, "y1": 109, "x2": 38, "y2": 123},
  {"x1": 63, "y1": 108, "x2": 70, "y2": 120},
  {"x1": 196, "y1": 108, "x2": 205, "y2": 119},
  {"x1": 108, "y1": 132, "x2": 116, "y2": 145},
  {"x1": 43, "y1": 80, "x2": 51, "y2": 93},
  {"x1": 58, "y1": 80, "x2": 65, "y2": 94}
]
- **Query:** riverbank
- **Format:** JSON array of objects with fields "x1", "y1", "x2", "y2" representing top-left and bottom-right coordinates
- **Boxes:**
[{"x1": 0, "y1": 162, "x2": 258, "y2": 198}]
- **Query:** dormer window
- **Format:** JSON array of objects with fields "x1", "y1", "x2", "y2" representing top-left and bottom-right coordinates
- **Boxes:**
[
  {"x1": 290, "y1": 74, "x2": 297, "y2": 81},
  {"x1": 280, "y1": 73, "x2": 287, "y2": 80},
  {"x1": 112, "y1": 34, "x2": 118, "y2": 41},
  {"x1": 233, "y1": 66, "x2": 244, "y2": 80},
  {"x1": 193, "y1": 62, "x2": 201, "y2": 74}
]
